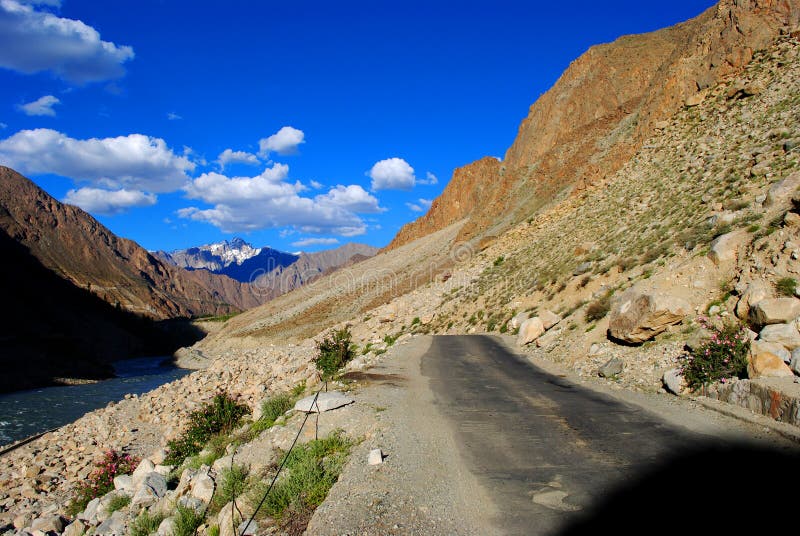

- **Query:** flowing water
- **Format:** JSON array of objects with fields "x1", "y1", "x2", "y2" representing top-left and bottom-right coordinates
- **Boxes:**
[{"x1": 0, "y1": 357, "x2": 190, "y2": 446}]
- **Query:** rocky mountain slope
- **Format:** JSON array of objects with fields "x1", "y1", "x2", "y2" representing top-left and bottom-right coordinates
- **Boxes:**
[
  {"x1": 387, "y1": 0, "x2": 800, "y2": 250},
  {"x1": 0, "y1": 167, "x2": 261, "y2": 319}
]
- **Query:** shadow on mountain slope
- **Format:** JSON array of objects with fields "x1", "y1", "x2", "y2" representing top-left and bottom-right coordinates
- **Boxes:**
[{"x1": 0, "y1": 230, "x2": 205, "y2": 393}]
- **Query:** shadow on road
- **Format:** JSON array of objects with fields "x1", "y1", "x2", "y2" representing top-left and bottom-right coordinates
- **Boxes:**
[{"x1": 558, "y1": 442, "x2": 800, "y2": 534}]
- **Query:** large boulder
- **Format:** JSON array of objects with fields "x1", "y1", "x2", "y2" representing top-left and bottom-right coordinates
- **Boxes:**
[
  {"x1": 190, "y1": 470, "x2": 215, "y2": 504},
  {"x1": 131, "y1": 472, "x2": 167, "y2": 508},
  {"x1": 508, "y1": 311, "x2": 530, "y2": 331},
  {"x1": 608, "y1": 290, "x2": 691, "y2": 343},
  {"x1": 735, "y1": 280, "x2": 771, "y2": 320},
  {"x1": 539, "y1": 309, "x2": 562, "y2": 330},
  {"x1": 517, "y1": 317, "x2": 545, "y2": 346},
  {"x1": 751, "y1": 340, "x2": 791, "y2": 363},
  {"x1": 748, "y1": 351, "x2": 794, "y2": 379},
  {"x1": 95, "y1": 511, "x2": 126, "y2": 536},
  {"x1": 750, "y1": 298, "x2": 800, "y2": 326},
  {"x1": 708, "y1": 230, "x2": 749, "y2": 266},
  {"x1": 758, "y1": 323, "x2": 800, "y2": 352},
  {"x1": 663, "y1": 369, "x2": 687, "y2": 395},
  {"x1": 764, "y1": 171, "x2": 800, "y2": 207}
]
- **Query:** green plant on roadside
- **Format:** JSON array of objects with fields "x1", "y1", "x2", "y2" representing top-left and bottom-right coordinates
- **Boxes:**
[
  {"x1": 681, "y1": 316, "x2": 750, "y2": 391},
  {"x1": 314, "y1": 327, "x2": 355, "y2": 381},
  {"x1": 383, "y1": 333, "x2": 399, "y2": 347},
  {"x1": 165, "y1": 392, "x2": 249, "y2": 466},
  {"x1": 106, "y1": 494, "x2": 131, "y2": 514},
  {"x1": 173, "y1": 505, "x2": 204, "y2": 536},
  {"x1": 210, "y1": 464, "x2": 249, "y2": 515},
  {"x1": 208, "y1": 526, "x2": 220, "y2": 536},
  {"x1": 251, "y1": 390, "x2": 297, "y2": 434},
  {"x1": 251, "y1": 431, "x2": 352, "y2": 525},
  {"x1": 585, "y1": 291, "x2": 613, "y2": 323},
  {"x1": 67, "y1": 450, "x2": 139, "y2": 516},
  {"x1": 776, "y1": 277, "x2": 797, "y2": 297},
  {"x1": 131, "y1": 511, "x2": 166, "y2": 536}
]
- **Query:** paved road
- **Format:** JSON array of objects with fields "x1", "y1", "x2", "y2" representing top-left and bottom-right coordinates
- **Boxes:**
[{"x1": 421, "y1": 335, "x2": 797, "y2": 535}]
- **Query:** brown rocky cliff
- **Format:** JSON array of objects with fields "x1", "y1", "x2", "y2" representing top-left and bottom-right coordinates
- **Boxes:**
[
  {"x1": 386, "y1": 0, "x2": 800, "y2": 251},
  {"x1": 0, "y1": 166, "x2": 260, "y2": 319}
]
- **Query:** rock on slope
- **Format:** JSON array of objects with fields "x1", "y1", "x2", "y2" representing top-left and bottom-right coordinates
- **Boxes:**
[
  {"x1": 0, "y1": 167, "x2": 261, "y2": 319},
  {"x1": 386, "y1": 0, "x2": 800, "y2": 250}
]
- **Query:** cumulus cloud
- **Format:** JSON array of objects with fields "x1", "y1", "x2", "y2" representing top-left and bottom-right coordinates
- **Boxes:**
[
  {"x1": 217, "y1": 148, "x2": 259, "y2": 169},
  {"x1": 258, "y1": 126, "x2": 304, "y2": 156},
  {"x1": 309, "y1": 180, "x2": 323, "y2": 189},
  {"x1": 17, "y1": 94, "x2": 59, "y2": 116},
  {"x1": 0, "y1": 128, "x2": 195, "y2": 192},
  {"x1": 369, "y1": 157, "x2": 415, "y2": 191},
  {"x1": 180, "y1": 165, "x2": 375, "y2": 236},
  {"x1": 419, "y1": 171, "x2": 438, "y2": 185},
  {"x1": 63, "y1": 186, "x2": 156, "y2": 215},
  {"x1": 315, "y1": 184, "x2": 384, "y2": 214},
  {"x1": 0, "y1": 0, "x2": 135, "y2": 84},
  {"x1": 291, "y1": 237, "x2": 339, "y2": 248}
]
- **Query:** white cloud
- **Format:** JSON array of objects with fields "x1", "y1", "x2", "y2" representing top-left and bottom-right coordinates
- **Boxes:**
[
  {"x1": 63, "y1": 187, "x2": 156, "y2": 215},
  {"x1": 17, "y1": 94, "x2": 59, "y2": 116},
  {"x1": 419, "y1": 171, "x2": 438, "y2": 185},
  {"x1": 0, "y1": 128, "x2": 195, "y2": 192},
  {"x1": 315, "y1": 184, "x2": 384, "y2": 214},
  {"x1": 0, "y1": 0, "x2": 134, "y2": 84},
  {"x1": 406, "y1": 198, "x2": 433, "y2": 213},
  {"x1": 0, "y1": 122, "x2": 7, "y2": 129},
  {"x1": 291, "y1": 237, "x2": 339, "y2": 248},
  {"x1": 217, "y1": 148, "x2": 259, "y2": 168},
  {"x1": 167, "y1": 112, "x2": 182, "y2": 121},
  {"x1": 258, "y1": 126, "x2": 304, "y2": 156},
  {"x1": 369, "y1": 157, "x2": 415, "y2": 191},
  {"x1": 180, "y1": 165, "x2": 370, "y2": 236},
  {"x1": 309, "y1": 180, "x2": 323, "y2": 189}
]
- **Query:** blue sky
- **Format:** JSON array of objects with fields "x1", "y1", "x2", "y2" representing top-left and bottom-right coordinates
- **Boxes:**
[{"x1": 0, "y1": 0, "x2": 716, "y2": 252}]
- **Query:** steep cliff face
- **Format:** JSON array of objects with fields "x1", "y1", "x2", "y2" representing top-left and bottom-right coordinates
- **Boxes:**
[
  {"x1": 0, "y1": 167, "x2": 259, "y2": 319},
  {"x1": 386, "y1": 0, "x2": 800, "y2": 250}
]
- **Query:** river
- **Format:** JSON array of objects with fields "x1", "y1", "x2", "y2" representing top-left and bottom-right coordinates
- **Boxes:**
[{"x1": 0, "y1": 357, "x2": 191, "y2": 446}]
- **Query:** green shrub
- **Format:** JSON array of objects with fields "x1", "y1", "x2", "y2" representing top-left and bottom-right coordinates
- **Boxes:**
[
  {"x1": 314, "y1": 328, "x2": 355, "y2": 381},
  {"x1": 493, "y1": 256, "x2": 505, "y2": 266},
  {"x1": 383, "y1": 333, "x2": 398, "y2": 347},
  {"x1": 131, "y1": 511, "x2": 166, "y2": 536},
  {"x1": 165, "y1": 392, "x2": 249, "y2": 466},
  {"x1": 67, "y1": 450, "x2": 139, "y2": 516},
  {"x1": 775, "y1": 277, "x2": 797, "y2": 297},
  {"x1": 174, "y1": 505, "x2": 204, "y2": 536},
  {"x1": 106, "y1": 494, "x2": 131, "y2": 513},
  {"x1": 411, "y1": 317, "x2": 421, "y2": 325},
  {"x1": 682, "y1": 317, "x2": 750, "y2": 391},
  {"x1": 251, "y1": 392, "x2": 294, "y2": 434},
  {"x1": 585, "y1": 292, "x2": 613, "y2": 322},
  {"x1": 252, "y1": 431, "x2": 351, "y2": 523},
  {"x1": 210, "y1": 464, "x2": 249, "y2": 514}
]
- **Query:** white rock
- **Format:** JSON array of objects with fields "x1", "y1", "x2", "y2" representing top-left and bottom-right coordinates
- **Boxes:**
[
  {"x1": 508, "y1": 312, "x2": 530, "y2": 331},
  {"x1": 190, "y1": 471, "x2": 215, "y2": 504},
  {"x1": 517, "y1": 317, "x2": 545, "y2": 346},
  {"x1": 238, "y1": 520, "x2": 259, "y2": 535},
  {"x1": 750, "y1": 298, "x2": 800, "y2": 326},
  {"x1": 791, "y1": 348, "x2": 800, "y2": 375},
  {"x1": 113, "y1": 474, "x2": 133, "y2": 492},
  {"x1": 157, "y1": 517, "x2": 175, "y2": 536},
  {"x1": 131, "y1": 458, "x2": 155, "y2": 490},
  {"x1": 758, "y1": 323, "x2": 800, "y2": 352},
  {"x1": 765, "y1": 171, "x2": 800, "y2": 207},
  {"x1": 608, "y1": 289, "x2": 690, "y2": 343},
  {"x1": 131, "y1": 472, "x2": 167, "y2": 507},
  {"x1": 294, "y1": 391, "x2": 354, "y2": 413},
  {"x1": 368, "y1": 449, "x2": 384, "y2": 465},
  {"x1": 539, "y1": 309, "x2": 562, "y2": 330},
  {"x1": 94, "y1": 511, "x2": 126, "y2": 536},
  {"x1": 708, "y1": 230, "x2": 749, "y2": 266},
  {"x1": 751, "y1": 340, "x2": 791, "y2": 363},
  {"x1": 663, "y1": 369, "x2": 687, "y2": 395}
]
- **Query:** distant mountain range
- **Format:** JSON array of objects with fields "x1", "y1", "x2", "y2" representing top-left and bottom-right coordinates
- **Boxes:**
[{"x1": 154, "y1": 239, "x2": 379, "y2": 292}]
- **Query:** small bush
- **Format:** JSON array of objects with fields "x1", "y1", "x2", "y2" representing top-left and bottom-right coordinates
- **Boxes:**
[
  {"x1": 174, "y1": 505, "x2": 204, "y2": 536},
  {"x1": 67, "y1": 450, "x2": 139, "y2": 516},
  {"x1": 251, "y1": 391, "x2": 296, "y2": 434},
  {"x1": 210, "y1": 464, "x2": 249, "y2": 514},
  {"x1": 493, "y1": 256, "x2": 505, "y2": 267},
  {"x1": 131, "y1": 511, "x2": 166, "y2": 536},
  {"x1": 681, "y1": 317, "x2": 750, "y2": 391},
  {"x1": 383, "y1": 333, "x2": 399, "y2": 347},
  {"x1": 775, "y1": 277, "x2": 797, "y2": 297},
  {"x1": 165, "y1": 392, "x2": 249, "y2": 466},
  {"x1": 585, "y1": 292, "x2": 613, "y2": 323},
  {"x1": 411, "y1": 317, "x2": 421, "y2": 325},
  {"x1": 106, "y1": 494, "x2": 131, "y2": 513},
  {"x1": 252, "y1": 431, "x2": 351, "y2": 524},
  {"x1": 314, "y1": 328, "x2": 355, "y2": 381}
]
